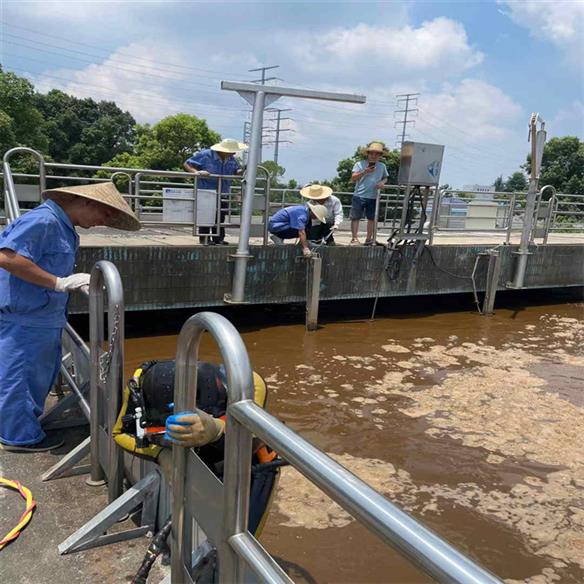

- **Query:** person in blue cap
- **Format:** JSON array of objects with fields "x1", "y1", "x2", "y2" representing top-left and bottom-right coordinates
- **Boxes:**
[{"x1": 0, "y1": 182, "x2": 140, "y2": 452}]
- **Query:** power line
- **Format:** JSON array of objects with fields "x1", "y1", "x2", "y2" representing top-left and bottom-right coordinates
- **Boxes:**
[
  {"x1": 0, "y1": 21, "x2": 249, "y2": 79},
  {"x1": 394, "y1": 92, "x2": 419, "y2": 148}
]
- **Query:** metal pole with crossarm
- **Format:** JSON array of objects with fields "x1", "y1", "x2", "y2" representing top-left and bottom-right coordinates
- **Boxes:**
[{"x1": 221, "y1": 81, "x2": 366, "y2": 303}]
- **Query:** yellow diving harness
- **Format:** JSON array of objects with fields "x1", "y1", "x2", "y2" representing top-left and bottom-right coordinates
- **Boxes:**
[{"x1": 112, "y1": 360, "x2": 283, "y2": 584}]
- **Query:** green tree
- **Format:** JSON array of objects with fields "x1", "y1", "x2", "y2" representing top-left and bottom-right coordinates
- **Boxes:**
[
  {"x1": 493, "y1": 175, "x2": 505, "y2": 192},
  {"x1": 34, "y1": 89, "x2": 136, "y2": 166},
  {"x1": 525, "y1": 136, "x2": 584, "y2": 196},
  {"x1": 104, "y1": 114, "x2": 220, "y2": 171},
  {"x1": 0, "y1": 66, "x2": 48, "y2": 160},
  {"x1": 504, "y1": 171, "x2": 528, "y2": 192},
  {"x1": 259, "y1": 160, "x2": 286, "y2": 189}
]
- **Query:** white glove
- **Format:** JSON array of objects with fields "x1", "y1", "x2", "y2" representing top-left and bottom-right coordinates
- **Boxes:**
[
  {"x1": 330, "y1": 225, "x2": 339, "y2": 231},
  {"x1": 55, "y1": 273, "x2": 90, "y2": 294},
  {"x1": 302, "y1": 247, "x2": 312, "y2": 257}
]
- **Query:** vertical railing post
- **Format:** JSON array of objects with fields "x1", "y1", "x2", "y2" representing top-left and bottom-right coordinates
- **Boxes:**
[
  {"x1": 87, "y1": 261, "x2": 125, "y2": 502},
  {"x1": 506, "y1": 194, "x2": 516, "y2": 244},
  {"x1": 88, "y1": 274, "x2": 106, "y2": 487},
  {"x1": 171, "y1": 313, "x2": 254, "y2": 583}
]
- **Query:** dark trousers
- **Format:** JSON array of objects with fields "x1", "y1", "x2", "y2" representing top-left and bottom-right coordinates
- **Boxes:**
[
  {"x1": 269, "y1": 227, "x2": 300, "y2": 239},
  {"x1": 200, "y1": 199, "x2": 228, "y2": 244},
  {"x1": 307, "y1": 222, "x2": 334, "y2": 244}
]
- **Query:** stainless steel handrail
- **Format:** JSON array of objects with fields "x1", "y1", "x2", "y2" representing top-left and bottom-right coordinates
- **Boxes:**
[
  {"x1": 171, "y1": 312, "x2": 502, "y2": 584},
  {"x1": 2, "y1": 147, "x2": 46, "y2": 222},
  {"x1": 88, "y1": 260, "x2": 125, "y2": 502}
]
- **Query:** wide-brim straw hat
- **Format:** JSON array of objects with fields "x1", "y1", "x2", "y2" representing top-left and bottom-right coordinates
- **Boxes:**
[
  {"x1": 42, "y1": 182, "x2": 141, "y2": 231},
  {"x1": 307, "y1": 202, "x2": 328, "y2": 224},
  {"x1": 211, "y1": 138, "x2": 248, "y2": 153},
  {"x1": 361, "y1": 141, "x2": 387, "y2": 155},
  {"x1": 300, "y1": 184, "x2": 333, "y2": 200}
]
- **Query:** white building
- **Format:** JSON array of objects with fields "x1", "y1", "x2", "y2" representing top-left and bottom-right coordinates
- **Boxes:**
[{"x1": 462, "y1": 184, "x2": 495, "y2": 200}]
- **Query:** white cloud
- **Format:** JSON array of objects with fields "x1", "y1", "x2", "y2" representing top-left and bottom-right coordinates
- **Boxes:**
[
  {"x1": 498, "y1": 1, "x2": 584, "y2": 47},
  {"x1": 549, "y1": 100, "x2": 584, "y2": 138},
  {"x1": 273, "y1": 78, "x2": 525, "y2": 188},
  {"x1": 291, "y1": 17, "x2": 483, "y2": 80},
  {"x1": 5, "y1": 0, "x2": 168, "y2": 23},
  {"x1": 30, "y1": 42, "x2": 244, "y2": 128}
]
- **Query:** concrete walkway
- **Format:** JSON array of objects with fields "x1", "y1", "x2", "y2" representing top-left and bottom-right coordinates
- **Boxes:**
[
  {"x1": 0, "y1": 424, "x2": 167, "y2": 584},
  {"x1": 79, "y1": 225, "x2": 584, "y2": 247}
]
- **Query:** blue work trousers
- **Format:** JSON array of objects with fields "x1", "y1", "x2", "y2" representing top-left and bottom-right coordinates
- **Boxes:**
[{"x1": 0, "y1": 322, "x2": 62, "y2": 445}]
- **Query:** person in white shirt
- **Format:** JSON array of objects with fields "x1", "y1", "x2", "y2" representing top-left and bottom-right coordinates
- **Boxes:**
[{"x1": 300, "y1": 184, "x2": 343, "y2": 246}]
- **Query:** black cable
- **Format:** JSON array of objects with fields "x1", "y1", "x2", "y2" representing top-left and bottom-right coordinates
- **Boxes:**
[{"x1": 132, "y1": 517, "x2": 172, "y2": 584}]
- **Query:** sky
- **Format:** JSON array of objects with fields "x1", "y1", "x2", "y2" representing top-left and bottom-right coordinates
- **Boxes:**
[{"x1": 1, "y1": 0, "x2": 583, "y2": 188}]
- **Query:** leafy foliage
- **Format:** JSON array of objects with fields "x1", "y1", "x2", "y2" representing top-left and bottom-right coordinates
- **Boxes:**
[
  {"x1": 530, "y1": 137, "x2": 584, "y2": 196},
  {"x1": 0, "y1": 66, "x2": 48, "y2": 164},
  {"x1": 34, "y1": 89, "x2": 136, "y2": 166},
  {"x1": 103, "y1": 114, "x2": 220, "y2": 171}
]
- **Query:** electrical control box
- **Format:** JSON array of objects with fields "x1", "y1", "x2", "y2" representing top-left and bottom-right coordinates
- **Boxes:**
[{"x1": 398, "y1": 141, "x2": 445, "y2": 187}]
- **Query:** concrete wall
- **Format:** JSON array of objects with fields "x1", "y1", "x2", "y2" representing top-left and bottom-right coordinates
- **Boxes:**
[{"x1": 71, "y1": 244, "x2": 584, "y2": 313}]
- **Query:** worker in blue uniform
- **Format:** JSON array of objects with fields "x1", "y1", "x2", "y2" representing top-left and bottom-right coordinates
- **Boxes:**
[
  {"x1": 184, "y1": 138, "x2": 247, "y2": 245},
  {"x1": 0, "y1": 182, "x2": 140, "y2": 452}
]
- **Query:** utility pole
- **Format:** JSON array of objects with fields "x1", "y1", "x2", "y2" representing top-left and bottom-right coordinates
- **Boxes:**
[
  {"x1": 264, "y1": 108, "x2": 293, "y2": 164},
  {"x1": 394, "y1": 93, "x2": 419, "y2": 148},
  {"x1": 246, "y1": 65, "x2": 281, "y2": 163},
  {"x1": 248, "y1": 64, "x2": 280, "y2": 84}
]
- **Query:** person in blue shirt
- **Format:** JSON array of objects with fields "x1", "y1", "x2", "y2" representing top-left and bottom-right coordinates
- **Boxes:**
[
  {"x1": 350, "y1": 142, "x2": 389, "y2": 245},
  {"x1": 268, "y1": 203, "x2": 328, "y2": 257},
  {"x1": 184, "y1": 138, "x2": 247, "y2": 245},
  {"x1": 0, "y1": 182, "x2": 140, "y2": 452}
]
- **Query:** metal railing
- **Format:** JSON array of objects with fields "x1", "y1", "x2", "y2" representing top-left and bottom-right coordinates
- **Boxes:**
[
  {"x1": 171, "y1": 311, "x2": 502, "y2": 584},
  {"x1": 3, "y1": 148, "x2": 583, "y2": 245}
]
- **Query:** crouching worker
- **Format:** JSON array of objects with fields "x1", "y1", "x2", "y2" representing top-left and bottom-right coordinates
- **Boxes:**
[
  {"x1": 268, "y1": 202, "x2": 328, "y2": 257},
  {"x1": 300, "y1": 184, "x2": 344, "y2": 246},
  {"x1": 113, "y1": 360, "x2": 281, "y2": 543}
]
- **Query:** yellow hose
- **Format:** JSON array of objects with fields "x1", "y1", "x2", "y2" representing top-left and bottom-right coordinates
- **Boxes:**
[{"x1": 0, "y1": 478, "x2": 36, "y2": 551}]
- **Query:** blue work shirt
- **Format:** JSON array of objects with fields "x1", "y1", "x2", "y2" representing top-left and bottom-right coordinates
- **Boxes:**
[
  {"x1": 185, "y1": 148, "x2": 241, "y2": 194},
  {"x1": 0, "y1": 200, "x2": 79, "y2": 328},
  {"x1": 269, "y1": 205, "x2": 310, "y2": 232},
  {"x1": 352, "y1": 160, "x2": 389, "y2": 199}
]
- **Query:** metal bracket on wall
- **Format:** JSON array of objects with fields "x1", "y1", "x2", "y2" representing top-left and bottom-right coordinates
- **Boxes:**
[{"x1": 226, "y1": 253, "x2": 255, "y2": 263}]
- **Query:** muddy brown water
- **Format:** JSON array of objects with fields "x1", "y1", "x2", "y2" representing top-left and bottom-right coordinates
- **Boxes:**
[{"x1": 119, "y1": 293, "x2": 583, "y2": 584}]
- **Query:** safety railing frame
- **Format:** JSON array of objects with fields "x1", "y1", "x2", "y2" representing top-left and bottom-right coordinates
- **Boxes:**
[
  {"x1": 171, "y1": 311, "x2": 502, "y2": 584},
  {"x1": 3, "y1": 149, "x2": 581, "y2": 245},
  {"x1": 41, "y1": 261, "x2": 125, "y2": 487}
]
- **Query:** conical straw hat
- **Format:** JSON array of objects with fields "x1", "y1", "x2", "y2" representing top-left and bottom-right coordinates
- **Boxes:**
[
  {"x1": 211, "y1": 138, "x2": 248, "y2": 153},
  {"x1": 300, "y1": 184, "x2": 333, "y2": 200},
  {"x1": 307, "y1": 202, "x2": 328, "y2": 224},
  {"x1": 43, "y1": 182, "x2": 141, "y2": 231}
]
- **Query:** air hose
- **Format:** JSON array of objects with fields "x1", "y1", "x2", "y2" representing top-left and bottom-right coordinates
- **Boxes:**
[
  {"x1": 132, "y1": 516, "x2": 172, "y2": 584},
  {"x1": 0, "y1": 478, "x2": 36, "y2": 551}
]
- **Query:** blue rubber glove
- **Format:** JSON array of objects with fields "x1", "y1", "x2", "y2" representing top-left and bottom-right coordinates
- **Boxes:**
[{"x1": 165, "y1": 409, "x2": 224, "y2": 447}]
